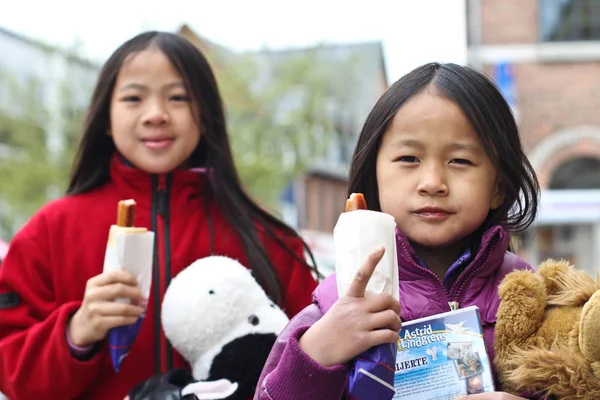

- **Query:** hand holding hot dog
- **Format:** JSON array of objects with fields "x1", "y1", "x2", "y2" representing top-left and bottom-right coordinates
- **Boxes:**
[
  {"x1": 68, "y1": 270, "x2": 147, "y2": 347},
  {"x1": 68, "y1": 199, "x2": 147, "y2": 347},
  {"x1": 299, "y1": 246, "x2": 402, "y2": 367}
]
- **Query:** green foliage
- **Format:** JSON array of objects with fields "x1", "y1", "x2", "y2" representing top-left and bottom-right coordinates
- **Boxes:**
[
  {"x1": 0, "y1": 71, "x2": 84, "y2": 236},
  {"x1": 0, "y1": 41, "x2": 364, "y2": 234},
  {"x1": 208, "y1": 46, "x2": 362, "y2": 210}
]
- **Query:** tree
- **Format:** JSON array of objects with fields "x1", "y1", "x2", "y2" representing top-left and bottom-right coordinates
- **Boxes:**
[
  {"x1": 0, "y1": 70, "x2": 86, "y2": 237},
  {"x1": 206, "y1": 45, "x2": 365, "y2": 210}
]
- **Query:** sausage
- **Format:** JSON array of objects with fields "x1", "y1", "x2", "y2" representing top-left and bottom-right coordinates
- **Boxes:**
[
  {"x1": 345, "y1": 193, "x2": 367, "y2": 212},
  {"x1": 116, "y1": 199, "x2": 137, "y2": 227}
]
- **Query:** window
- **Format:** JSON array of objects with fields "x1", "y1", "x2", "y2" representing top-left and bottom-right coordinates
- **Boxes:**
[
  {"x1": 540, "y1": 0, "x2": 600, "y2": 41},
  {"x1": 549, "y1": 157, "x2": 600, "y2": 189}
]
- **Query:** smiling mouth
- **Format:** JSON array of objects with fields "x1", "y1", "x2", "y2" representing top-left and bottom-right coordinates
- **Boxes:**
[{"x1": 141, "y1": 138, "x2": 175, "y2": 149}]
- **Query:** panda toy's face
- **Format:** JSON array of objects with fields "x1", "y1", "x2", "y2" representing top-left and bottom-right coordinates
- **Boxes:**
[{"x1": 161, "y1": 256, "x2": 290, "y2": 399}]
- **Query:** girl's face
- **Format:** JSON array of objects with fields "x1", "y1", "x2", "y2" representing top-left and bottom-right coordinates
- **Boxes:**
[
  {"x1": 109, "y1": 48, "x2": 200, "y2": 174},
  {"x1": 376, "y1": 89, "x2": 503, "y2": 253}
]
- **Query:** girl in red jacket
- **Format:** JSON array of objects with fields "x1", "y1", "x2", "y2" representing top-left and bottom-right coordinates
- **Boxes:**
[{"x1": 0, "y1": 31, "x2": 319, "y2": 400}]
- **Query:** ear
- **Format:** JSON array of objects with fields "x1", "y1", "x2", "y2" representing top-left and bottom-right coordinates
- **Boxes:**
[
  {"x1": 490, "y1": 181, "x2": 503, "y2": 211},
  {"x1": 106, "y1": 128, "x2": 112, "y2": 137}
]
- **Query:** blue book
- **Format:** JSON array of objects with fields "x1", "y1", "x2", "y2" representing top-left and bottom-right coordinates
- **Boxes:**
[{"x1": 393, "y1": 306, "x2": 495, "y2": 399}]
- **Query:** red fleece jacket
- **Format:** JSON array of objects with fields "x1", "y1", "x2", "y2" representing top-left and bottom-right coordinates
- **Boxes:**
[{"x1": 0, "y1": 156, "x2": 317, "y2": 400}]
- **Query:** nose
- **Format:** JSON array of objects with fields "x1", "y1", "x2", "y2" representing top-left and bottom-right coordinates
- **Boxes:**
[
  {"x1": 417, "y1": 164, "x2": 448, "y2": 196},
  {"x1": 143, "y1": 101, "x2": 170, "y2": 126}
]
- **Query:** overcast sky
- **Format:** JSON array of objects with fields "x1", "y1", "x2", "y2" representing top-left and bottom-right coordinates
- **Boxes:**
[{"x1": 0, "y1": 0, "x2": 467, "y2": 82}]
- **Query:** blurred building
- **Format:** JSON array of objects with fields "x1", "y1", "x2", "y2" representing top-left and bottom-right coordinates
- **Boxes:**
[
  {"x1": 0, "y1": 27, "x2": 98, "y2": 157},
  {"x1": 268, "y1": 42, "x2": 388, "y2": 275},
  {"x1": 467, "y1": 0, "x2": 600, "y2": 274},
  {"x1": 0, "y1": 27, "x2": 99, "y2": 237}
]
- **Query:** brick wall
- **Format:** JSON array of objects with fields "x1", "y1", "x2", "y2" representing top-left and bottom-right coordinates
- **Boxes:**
[
  {"x1": 480, "y1": 0, "x2": 539, "y2": 44},
  {"x1": 516, "y1": 62, "x2": 600, "y2": 151},
  {"x1": 483, "y1": 62, "x2": 600, "y2": 152},
  {"x1": 475, "y1": 0, "x2": 600, "y2": 189}
]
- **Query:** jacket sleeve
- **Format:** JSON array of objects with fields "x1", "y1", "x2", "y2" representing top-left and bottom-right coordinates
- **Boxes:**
[
  {"x1": 0, "y1": 217, "x2": 105, "y2": 399},
  {"x1": 254, "y1": 303, "x2": 349, "y2": 400}
]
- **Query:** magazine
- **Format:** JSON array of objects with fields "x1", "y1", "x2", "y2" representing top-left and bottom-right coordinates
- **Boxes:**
[{"x1": 393, "y1": 306, "x2": 495, "y2": 399}]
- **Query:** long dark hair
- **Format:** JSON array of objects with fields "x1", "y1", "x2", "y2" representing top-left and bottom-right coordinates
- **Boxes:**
[
  {"x1": 67, "y1": 31, "x2": 319, "y2": 305},
  {"x1": 348, "y1": 62, "x2": 539, "y2": 236}
]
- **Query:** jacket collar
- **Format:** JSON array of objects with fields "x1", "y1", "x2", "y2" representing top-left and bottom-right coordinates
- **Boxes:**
[
  {"x1": 108, "y1": 153, "x2": 208, "y2": 213},
  {"x1": 395, "y1": 225, "x2": 509, "y2": 288},
  {"x1": 313, "y1": 225, "x2": 511, "y2": 315}
]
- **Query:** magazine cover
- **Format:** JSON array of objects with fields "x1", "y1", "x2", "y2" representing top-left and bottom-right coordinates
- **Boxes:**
[{"x1": 393, "y1": 306, "x2": 494, "y2": 400}]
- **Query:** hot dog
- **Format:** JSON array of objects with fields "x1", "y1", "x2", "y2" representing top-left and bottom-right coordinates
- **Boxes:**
[
  {"x1": 116, "y1": 199, "x2": 137, "y2": 227},
  {"x1": 345, "y1": 193, "x2": 367, "y2": 212}
]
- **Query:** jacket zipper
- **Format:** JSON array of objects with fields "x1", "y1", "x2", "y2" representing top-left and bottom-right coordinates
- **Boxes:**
[
  {"x1": 151, "y1": 174, "x2": 173, "y2": 374},
  {"x1": 396, "y1": 232, "x2": 452, "y2": 309},
  {"x1": 449, "y1": 235, "x2": 499, "y2": 306},
  {"x1": 397, "y1": 232, "x2": 499, "y2": 312}
]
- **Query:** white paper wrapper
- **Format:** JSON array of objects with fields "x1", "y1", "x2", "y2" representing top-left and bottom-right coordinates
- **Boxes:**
[
  {"x1": 334, "y1": 210, "x2": 399, "y2": 300},
  {"x1": 103, "y1": 225, "x2": 155, "y2": 372},
  {"x1": 102, "y1": 225, "x2": 155, "y2": 302}
]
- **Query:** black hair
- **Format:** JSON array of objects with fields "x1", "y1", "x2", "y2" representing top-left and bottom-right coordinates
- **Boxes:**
[
  {"x1": 348, "y1": 62, "x2": 539, "y2": 237},
  {"x1": 67, "y1": 31, "x2": 319, "y2": 305}
]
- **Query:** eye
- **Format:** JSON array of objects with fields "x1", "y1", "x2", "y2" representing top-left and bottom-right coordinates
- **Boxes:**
[
  {"x1": 248, "y1": 315, "x2": 260, "y2": 326},
  {"x1": 450, "y1": 158, "x2": 473, "y2": 165},
  {"x1": 208, "y1": 290, "x2": 215, "y2": 295},
  {"x1": 394, "y1": 156, "x2": 419, "y2": 163},
  {"x1": 170, "y1": 94, "x2": 189, "y2": 102},
  {"x1": 121, "y1": 95, "x2": 141, "y2": 102},
  {"x1": 269, "y1": 303, "x2": 275, "y2": 309}
]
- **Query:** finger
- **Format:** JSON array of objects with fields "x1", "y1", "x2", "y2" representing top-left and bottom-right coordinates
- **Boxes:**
[
  {"x1": 367, "y1": 309, "x2": 402, "y2": 332},
  {"x1": 88, "y1": 270, "x2": 138, "y2": 288},
  {"x1": 345, "y1": 246, "x2": 385, "y2": 298},
  {"x1": 87, "y1": 301, "x2": 145, "y2": 319},
  {"x1": 365, "y1": 293, "x2": 401, "y2": 315},
  {"x1": 86, "y1": 283, "x2": 144, "y2": 303},
  {"x1": 365, "y1": 328, "x2": 399, "y2": 348}
]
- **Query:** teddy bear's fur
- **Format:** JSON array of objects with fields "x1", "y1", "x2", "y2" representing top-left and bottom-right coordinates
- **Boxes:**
[{"x1": 494, "y1": 259, "x2": 600, "y2": 399}]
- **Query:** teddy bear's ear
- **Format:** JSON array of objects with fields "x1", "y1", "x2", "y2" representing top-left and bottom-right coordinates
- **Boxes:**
[
  {"x1": 537, "y1": 259, "x2": 574, "y2": 295},
  {"x1": 579, "y1": 291, "x2": 600, "y2": 362},
  {"x1": 592, "y1": 361, "x2": 600, "y2": 379},
  {"x1": 539, "y1": 259, "x2": 600, "y2": 306}
]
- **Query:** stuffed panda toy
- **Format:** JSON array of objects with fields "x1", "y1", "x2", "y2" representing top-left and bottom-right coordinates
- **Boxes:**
[{"x1": 128, "y1": 256, "x2": 290, "y2": 400}]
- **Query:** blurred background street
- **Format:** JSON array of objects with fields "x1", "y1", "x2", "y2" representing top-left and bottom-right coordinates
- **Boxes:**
[{"x1": 1, "y1": 0, "x2": 599, "y2": 278}]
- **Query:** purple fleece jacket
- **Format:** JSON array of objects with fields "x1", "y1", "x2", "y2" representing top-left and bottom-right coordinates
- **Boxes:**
[{"x1": 254, "y1": 226, "x2": 537, "y2": 400}]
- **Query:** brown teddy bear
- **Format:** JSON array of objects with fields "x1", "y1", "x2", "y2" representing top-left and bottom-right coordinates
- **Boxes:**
[{"x1": 494, "y1": 259, "x2": 600, "y2": 399}]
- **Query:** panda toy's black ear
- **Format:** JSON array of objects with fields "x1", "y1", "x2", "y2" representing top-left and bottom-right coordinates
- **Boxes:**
[
  {"x1": 128, "y1": 368, "x2": 197, "y2": 400},
  {"x1": 207, "y1": 333, "x2": 277, "y2": 400}
]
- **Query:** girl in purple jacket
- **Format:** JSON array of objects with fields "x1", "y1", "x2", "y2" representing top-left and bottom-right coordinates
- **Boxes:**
[{"x1": 254, "y1": 63, "x2": 540, "y2": 400}]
